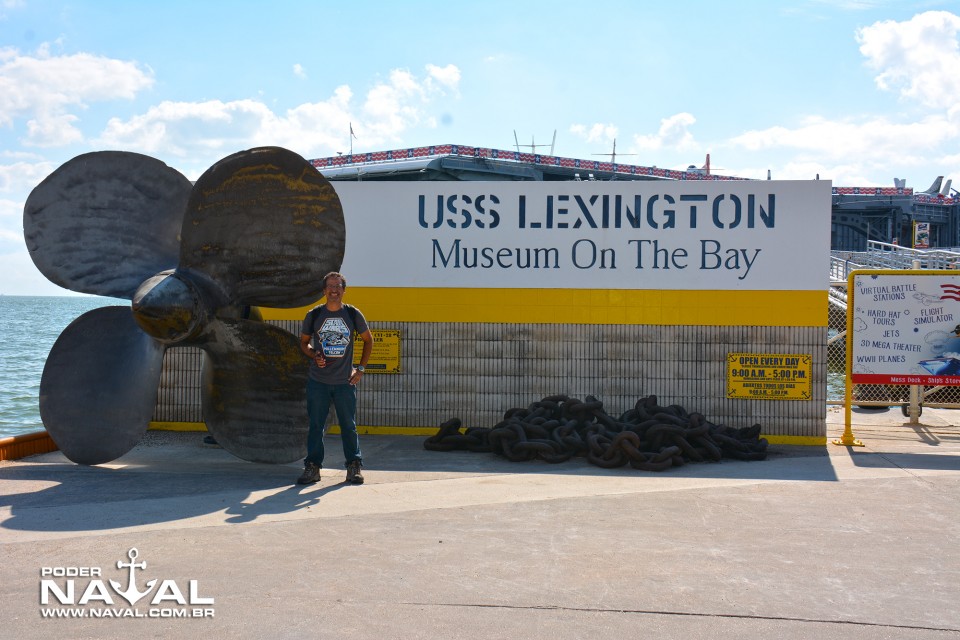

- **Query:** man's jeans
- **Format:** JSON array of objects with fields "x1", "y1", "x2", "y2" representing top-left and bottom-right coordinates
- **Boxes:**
[{"x1": 305, "y1": 378, "x2": 361, "y2": 468}]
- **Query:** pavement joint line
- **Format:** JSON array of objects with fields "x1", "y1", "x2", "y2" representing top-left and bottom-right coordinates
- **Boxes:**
[
  {"x1": 396, "y1": 601, "x2": 960, "y2": 633},
  {"x1": 871, "y1": 449, "x2": 942, "y2": 488}
]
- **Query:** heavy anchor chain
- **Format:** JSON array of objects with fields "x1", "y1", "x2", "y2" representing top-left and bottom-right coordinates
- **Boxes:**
[{"x1": 424, "y1": 394, "x2": 769, "y2": 471}]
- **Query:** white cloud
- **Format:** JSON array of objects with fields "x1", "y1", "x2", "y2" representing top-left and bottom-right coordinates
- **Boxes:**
[
  {"x1": 97, "y1": 64, "x2": 461, "y2": 161},
  {"x1": 426, "y1": 63, "x2": 461, "y2": 92},
  {"x1": 726, "y1": 111, "x2": 960, "y2": 185},
  {"x1": 360, "y1": 70, "x2": 425, "y2": 142},
  {"x1": 857, "y1": 11, "x2": 960, "y2": 109},
  {"x1": 0, "y1": 197, "x2": 22, "y2": 219},
  {"x1": 0, "y1": 45, "x2": 154, "y2": 146},
  {"x1": 714, "y1": 12, "x2": 960, "y2": 186},
  {"x1": 632, "y1": 113, "x2": 698, "y2": 152},
  {"x1": 98, "y1": 98, "x2": 277, "y2": 162},
  {"x1": 569, "y1": 123, "x2": 618, "y2": 143},
  {"x1": 25, "y1": 113, "x2": 83, "y2": 147},
  {"x1": 293, "y1": 63, "x2": 307, "y2": 79},
  {"x1": 570, "y1": 116, "x2": 694, "y2": 161},
  {"x1": 266, "y1": 85, "x2": 355, "y2": 149},
  {"x1": 731, "y1": 113, "x2": 958, "y2": 162},
  {"x1": 0, "y1": 159, "x2": 56, "y2": 194}
]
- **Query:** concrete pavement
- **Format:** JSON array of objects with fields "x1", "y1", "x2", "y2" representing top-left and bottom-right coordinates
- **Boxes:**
[{"x1": 1, "y1": 408, "x2": 959, "y2": 639}]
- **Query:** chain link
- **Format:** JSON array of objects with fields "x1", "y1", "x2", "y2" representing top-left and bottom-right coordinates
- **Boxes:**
[{"x1": 425, "y1": 394, "x2": 768, "y2": 471}]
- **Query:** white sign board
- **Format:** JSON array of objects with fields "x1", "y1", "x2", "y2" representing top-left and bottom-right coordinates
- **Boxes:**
[
  {"x1": 851, "y1": 272, "x2": 960, "y2": 385},
  {"x1": 332, "y1": 180, "x2": 831, "y2": 291}
]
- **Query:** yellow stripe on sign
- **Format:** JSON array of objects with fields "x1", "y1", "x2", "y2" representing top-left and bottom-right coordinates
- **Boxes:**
[{"x1": 261, "y1": 288, "x2": 827, "y2": 327}]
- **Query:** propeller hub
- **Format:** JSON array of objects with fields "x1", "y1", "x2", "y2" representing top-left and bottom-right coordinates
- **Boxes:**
[{"x1": 132, "y1": 271, "x2": 203, "y2": 343}]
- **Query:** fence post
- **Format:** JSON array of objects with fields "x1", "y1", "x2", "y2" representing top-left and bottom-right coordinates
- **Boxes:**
[{"x1": 907, "y1": 259, "x2": 922, "y2": 424}]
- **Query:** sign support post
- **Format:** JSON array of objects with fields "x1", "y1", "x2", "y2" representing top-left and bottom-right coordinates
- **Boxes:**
[
  {"x1": 836, "y1": 281, "x2": 864, "y2": 446},
  {"x1": 839, "y1": 268, "x2": 960, "y2": 445},
  {"x1": 907, "y1": 259, "x2": 922, "y2": 425}
]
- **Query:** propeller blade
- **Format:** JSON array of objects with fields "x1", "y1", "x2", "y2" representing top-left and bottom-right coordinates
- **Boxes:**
[
  {"x1": 24, "y1": 151, "x2": 191, "y2": 299},
  {"x1": 200, "y1": 318, "x2": 309, "y2": 463},
  {"x1": 39, "y1": 306, "x2": 165, "y2": 465},
  {"x1": 180, "y1": 146, "x2": 345, "y2": 308}
]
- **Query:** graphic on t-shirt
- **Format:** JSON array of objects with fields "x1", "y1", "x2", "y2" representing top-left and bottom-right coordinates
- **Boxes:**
[{"x1": 315, "y1": 317, "x2": 350, "y2": 358}]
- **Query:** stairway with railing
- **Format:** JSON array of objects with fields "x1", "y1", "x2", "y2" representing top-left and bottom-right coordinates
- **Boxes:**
[{"x1": 829, "y1": 241, "x2": 960, "y2": 312}]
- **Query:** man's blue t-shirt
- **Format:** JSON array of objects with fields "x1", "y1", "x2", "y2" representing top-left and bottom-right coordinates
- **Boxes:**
[{"x1": 301, "y1": 305, "x2": 368, "y2": 384}]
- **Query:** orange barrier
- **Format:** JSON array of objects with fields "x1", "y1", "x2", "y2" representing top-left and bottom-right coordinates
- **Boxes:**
[{"x1": 0, "y1": 430, "x2": 58, "y2": 461}]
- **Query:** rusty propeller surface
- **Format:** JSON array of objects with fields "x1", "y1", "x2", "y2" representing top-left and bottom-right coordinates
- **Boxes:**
[{"x1": 25, "y1": 147, "x2": 344, "y2": 465}]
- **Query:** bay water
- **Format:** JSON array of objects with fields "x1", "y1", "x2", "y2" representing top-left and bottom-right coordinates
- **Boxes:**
[{"x1": 0, "y1": 295, "x2": 125, "y2": 439}]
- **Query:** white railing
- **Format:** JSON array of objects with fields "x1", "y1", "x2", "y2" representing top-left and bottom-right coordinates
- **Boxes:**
[{"x1": 831, "y1": 241, "x2": 960, "y2": 279}]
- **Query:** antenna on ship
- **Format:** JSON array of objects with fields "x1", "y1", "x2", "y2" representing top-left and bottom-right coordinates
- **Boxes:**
[
  {"x1": 514, "y1": 130, "x2": 557, "y2": 155},
  {"x1": 593, "y1": 139, "x2": 635, "y2": 165}
]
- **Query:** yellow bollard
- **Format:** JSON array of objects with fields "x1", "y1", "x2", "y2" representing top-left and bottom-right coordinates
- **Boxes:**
[
  {"x1": 832, "y1": 424, "x2": 864, "y2": 447},
  {"x1": 833, "y1": 375, "x2": 864, "y2": 447}
]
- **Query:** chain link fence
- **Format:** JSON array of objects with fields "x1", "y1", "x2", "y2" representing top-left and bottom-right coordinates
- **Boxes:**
[{"x1": 828, "y1": 283, "x2": 960, "y2": 413}]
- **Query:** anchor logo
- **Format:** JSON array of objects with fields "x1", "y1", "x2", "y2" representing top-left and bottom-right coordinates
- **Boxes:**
[{"x1": 109, "y1": 547, "x2": 157, "y2": 605}]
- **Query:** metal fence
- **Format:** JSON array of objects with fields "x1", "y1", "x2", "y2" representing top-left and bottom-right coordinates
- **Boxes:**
[{"x1": 828, "y1": 242, "x2": 960, "y2": 412}]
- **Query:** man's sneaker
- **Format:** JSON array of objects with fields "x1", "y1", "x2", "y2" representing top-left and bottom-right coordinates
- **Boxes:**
[
  {"x1": 346, "y1": 460, "x2": 364, "y2": 485},
  {"x1": 297, "y1": 462, "x2": 321, "y2": 485}
]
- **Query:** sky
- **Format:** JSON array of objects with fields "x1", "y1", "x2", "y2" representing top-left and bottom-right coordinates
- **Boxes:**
[{"x1": 3, "y1": 0, "x2": 960, "y2": 295}]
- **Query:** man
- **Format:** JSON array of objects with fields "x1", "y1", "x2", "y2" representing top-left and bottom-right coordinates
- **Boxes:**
[{"x1": 297, "y1": 271, "x2": 373, "y2": 485}]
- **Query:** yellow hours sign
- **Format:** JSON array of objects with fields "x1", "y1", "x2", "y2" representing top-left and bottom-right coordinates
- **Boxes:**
[{"x1": 727, "y1": 353, "x2": 812, "y2": 400}]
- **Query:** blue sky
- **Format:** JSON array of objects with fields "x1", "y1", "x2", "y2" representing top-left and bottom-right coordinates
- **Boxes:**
[{"x1": 3, "y1": 0, "x2": 960, "y2": 295}]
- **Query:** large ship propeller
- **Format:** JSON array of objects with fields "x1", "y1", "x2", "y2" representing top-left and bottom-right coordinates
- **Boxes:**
[{"x1": 25, "y1": 147, "x2": 345, "y2": 465}]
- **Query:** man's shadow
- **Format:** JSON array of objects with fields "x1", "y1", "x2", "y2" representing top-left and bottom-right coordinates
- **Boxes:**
[{"x1": 223, "y1": 481, "x2": 349, "y2": 523}]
